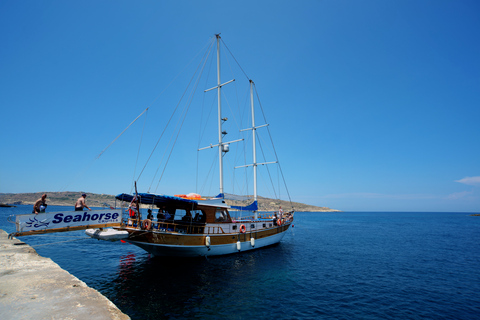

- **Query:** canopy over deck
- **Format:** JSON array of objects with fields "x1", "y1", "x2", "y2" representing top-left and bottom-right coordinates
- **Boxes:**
[{"x1": 116, "y1": 193, "x2": 198, "y2": 209}]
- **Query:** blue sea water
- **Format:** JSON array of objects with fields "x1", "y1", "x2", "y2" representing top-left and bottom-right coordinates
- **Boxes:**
[{"x1": 1, "y1": 206, "x2": 480, "y2": 319}]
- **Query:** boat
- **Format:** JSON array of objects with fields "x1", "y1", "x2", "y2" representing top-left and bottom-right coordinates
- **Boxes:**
[
  {"x1": 0, "y1": 203, "x2": 16, "y2": 207},
  {"x1": 85, "y1": 228, "x2": 129, "y2": 241},
  {"x1": 8, "y1": 34, "x2": 295, "y2": 257},
  {"x1": 109, "y1": 34, "x2": 294, "y2": 257}
]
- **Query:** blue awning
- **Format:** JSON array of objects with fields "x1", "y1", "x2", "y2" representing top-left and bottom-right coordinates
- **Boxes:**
[
  {"x1": 115, "y1": 193, "x2": 197, "y2": 208},
  {"x1": 230, "y1": 200, "x2": 258, "y2": 211}
]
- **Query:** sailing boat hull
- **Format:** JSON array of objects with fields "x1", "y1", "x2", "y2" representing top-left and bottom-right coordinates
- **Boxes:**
[{"x1": 120, "y1": 223, "x2": 291, "y2": 257}]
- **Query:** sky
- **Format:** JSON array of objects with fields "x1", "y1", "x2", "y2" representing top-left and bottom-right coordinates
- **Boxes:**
[{"x1": 1, "y1": 1, "x2": 479, "y2": 212}]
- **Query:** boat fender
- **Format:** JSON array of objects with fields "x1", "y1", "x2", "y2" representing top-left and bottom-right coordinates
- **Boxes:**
[
  {"x1": 236, "y1": 241, "x2": 241, "y2": 251},
  {"x1": 277, "y1": 219, "x2": 282, "y2": 226},
  {"x1": 239, "y1": 224, "x2": 246, "y2": 233},
  {"x1": 205, "y1": 235, "x2": 211, "y2": 247},
  {"x1": 250, "y1": 237, "x2": 255, "y2": 247}
]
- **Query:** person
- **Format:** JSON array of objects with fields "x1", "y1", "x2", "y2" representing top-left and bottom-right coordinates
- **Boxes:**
[
  {"x1": 128, "y1": 202, "x2": 137, "y2": 220},
  {"x1": 157, "y1": 208, "x2": 166, "y2": 221},
  {"x1": 278, "y1": 206, "x2": 284, "y2": 219},
  {"x1": 33, "y1": 194, "x2": 47, "y2": 214},
  {"x1": 182, "y1": 210, "x2": 193, "y2": 222},
  {"x1": 272, "y1": 213, "x2": 278, "y2": 226},
  {"x1": 147, "y1": 209, "x2": 153, "y2": 220},
  {"x1": 164, "y1": 211, "x2": 172, "y2": 222},
  {"x1": 75, "y1": 193, "x2": 92, "y2": 211}
]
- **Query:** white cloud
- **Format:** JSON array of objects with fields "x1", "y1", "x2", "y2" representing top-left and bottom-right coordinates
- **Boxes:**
[
  {"x1": 445, "y1": 191, "x2": 473, "y2": 200},
  {"x1": 455, "y1": 176, "x2": 480, "y2": 186}
]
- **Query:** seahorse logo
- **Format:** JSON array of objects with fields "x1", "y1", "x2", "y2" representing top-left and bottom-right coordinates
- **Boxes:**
[{"x1": 25, "y1": 217, "x2": 50, "y2": 228}]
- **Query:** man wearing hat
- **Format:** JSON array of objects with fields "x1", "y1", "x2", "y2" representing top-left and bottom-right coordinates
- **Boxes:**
[{"x1": 75, "y1": 193, "x2": 92, "y2": 211}]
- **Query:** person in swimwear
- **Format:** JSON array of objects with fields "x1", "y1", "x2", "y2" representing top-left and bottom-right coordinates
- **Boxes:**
[
  {"x1": 75, "y1": 193, "x2": 92, "y2": 211},
  {"x1": 33, "y1": 194, "x2": 47, "y2": 214}
]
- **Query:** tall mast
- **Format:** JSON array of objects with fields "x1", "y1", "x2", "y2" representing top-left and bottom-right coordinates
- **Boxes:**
[
  {"x1": 238, "y1": 80, "x2": 275, "y2": 210},
  {"x1": 216, "y1": 34, "x2": 224, "y2": 195},
  {"x1": 200, "y1": 35, "x2": 238, "y2": 196},
  {"x1": 250, "y1": 80, "x2": 257, "y2": 203}
]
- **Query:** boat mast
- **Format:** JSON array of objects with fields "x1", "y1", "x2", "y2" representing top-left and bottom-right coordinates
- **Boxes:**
[
  {"x1": 216, "y1": 34, "x2": 224, "y2": 195},
  {"x1": 250, "y1": 80, "x2": 257, "y2": 204},
  {"x1": 200, "y1": 35, "x2": 238, "y2": 196},
  {"x1": 238, "y1": 80, "x2": 276, "y2": 210}
]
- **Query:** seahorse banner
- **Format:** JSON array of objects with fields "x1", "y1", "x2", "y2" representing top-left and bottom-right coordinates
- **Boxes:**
[{"x1": 15, "y1": 209, "x2": 122, "y2": 234}]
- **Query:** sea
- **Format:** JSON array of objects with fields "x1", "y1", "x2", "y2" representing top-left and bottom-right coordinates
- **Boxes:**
[{"x1": 1, "y1": 205, "x2": 480, "y2": 320}]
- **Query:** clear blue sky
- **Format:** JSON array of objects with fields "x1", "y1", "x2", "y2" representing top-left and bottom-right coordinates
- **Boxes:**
[{"x1": 1, "y1": 1, "x2": 479, "y2": 212}]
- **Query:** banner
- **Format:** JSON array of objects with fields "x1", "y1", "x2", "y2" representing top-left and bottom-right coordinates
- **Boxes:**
[{"x1": 15, "y1": 209, "x2": 122, "y2": 234}]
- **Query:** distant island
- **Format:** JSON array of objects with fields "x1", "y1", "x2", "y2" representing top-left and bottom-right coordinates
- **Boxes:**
[{"x1": 0, "y1": 192, "x2": 340, "y2": 212}]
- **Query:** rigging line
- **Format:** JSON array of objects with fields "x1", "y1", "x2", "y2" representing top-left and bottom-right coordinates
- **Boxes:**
[
  {"x1": 223, "y1": 46, "x2": 243, "y2": 122},
  {"x1": 131, "y1": 108, "x2": 149, "y2": 193},
  {"x1": 141, "y1": 42, "x2": 216, "y2": 189},
  {"x1": 220, "y1": 38, "x2": 250, "y2": 81},
  {"x1": 146, "y1": 37, "x2": 216, "y2": 110},
  {"x1": 61, "y1": 108, "x2": 149, "y2": 191},
  {"x1": 153, "y1": 44, "x2": 213, "y2": 193},
  {"x1": 256, "y1": 133, "x2": 278, "y2": 200},
  {"x1": 199, "y1": 151, "x2": 218, "y2": 196},
  {"x1": 254, "y1": 85, "x2": 294, "y2": 207},
  {"x1": 61, "y1": 40, "x2": 215, "y2": 193},
  {"x1": 95, "y1": 108, "x2": 149, "y2": 160},
  {"x1": 196, "y1": 52, "x2": 215, "y2": 192},
  {"x1": 222, "y1": 87, "x2": 244, "y2": 135}
]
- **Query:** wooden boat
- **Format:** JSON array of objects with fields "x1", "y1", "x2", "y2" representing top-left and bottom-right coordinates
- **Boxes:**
[
  {"x1": 112, "y1": 192, "x2": 293, "y2": 257},
  {"x1": 111, "y1": 34, "x2": 294, "y2": 257}
]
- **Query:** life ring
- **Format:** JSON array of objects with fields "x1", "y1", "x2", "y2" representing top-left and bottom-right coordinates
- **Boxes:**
[
  {"x1": 143, "y1": 219, "x2": 152, "y2": 230},
  {"x1": 239, "y1": 224, "x2": 246, "y2": 233},
  {"x1": 277, "y1": 219, "x2": 282, "y2": 226}
]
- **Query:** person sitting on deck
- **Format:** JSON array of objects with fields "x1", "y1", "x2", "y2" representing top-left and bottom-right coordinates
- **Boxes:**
[{"x1": 273, "y1": 213, "x2": 278, "y2": 226}]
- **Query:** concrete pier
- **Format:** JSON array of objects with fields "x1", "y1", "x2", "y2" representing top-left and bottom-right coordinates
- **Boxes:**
[{"x1": 0, "y1": 230, "x2": 130, "y2": 320}]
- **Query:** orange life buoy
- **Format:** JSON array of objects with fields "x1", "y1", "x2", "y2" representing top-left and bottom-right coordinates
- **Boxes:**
[
  {"x1": 277, "y1": 219, "x2": 282, "y2": 226},
  {"x1": 143, "y1": 219, "x2": 152, "y2": 230},
  {"x1": 239, "y1": 224, "x2": 246, "y2": 233}
]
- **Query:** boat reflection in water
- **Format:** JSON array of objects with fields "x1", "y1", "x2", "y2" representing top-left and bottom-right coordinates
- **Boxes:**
[{"x1": 106, "y1": 243, "x2": 289, "y2": 318}]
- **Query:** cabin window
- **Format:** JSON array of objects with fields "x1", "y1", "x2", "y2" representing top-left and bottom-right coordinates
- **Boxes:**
[
  {"x1": 175, "y1": 209, "x2": 186, "y2": 220},
  {"x1": 251, "y1": 224, "x2": 255, "y2": 229},
  {"x1": 232, "y1": 225, "x2": 237, "y2": 230},
  {"x1": 215, "y1": 210, "x2": 227, "y2": 222},
  {"x1": 263, "y1": 223, "x2": 266, "y2": 228},
  {"x1": 192, "y1": 210, "x2": 205, "y2": 223}
]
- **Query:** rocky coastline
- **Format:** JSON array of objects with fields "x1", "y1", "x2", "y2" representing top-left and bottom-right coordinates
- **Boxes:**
[{"x1": 0, "y1": 192, "x2": 341, "y2": 212}]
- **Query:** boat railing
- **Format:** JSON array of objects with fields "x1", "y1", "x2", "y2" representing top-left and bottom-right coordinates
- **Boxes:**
[{"x1": 123, "y1": 218, "x2": 225, "y2": 234}]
